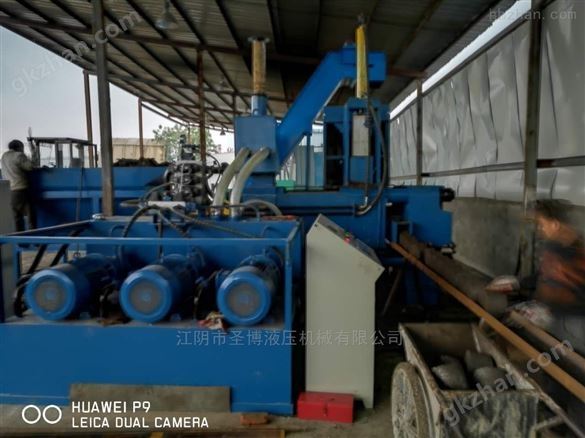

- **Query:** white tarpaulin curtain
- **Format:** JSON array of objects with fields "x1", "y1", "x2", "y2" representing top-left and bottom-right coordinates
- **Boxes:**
[{"x1": 390, "y1": 0, "x2": 584, "y2": 206}]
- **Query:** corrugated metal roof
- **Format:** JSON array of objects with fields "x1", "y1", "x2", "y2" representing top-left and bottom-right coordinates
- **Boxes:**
[{"x1": 0, "y1": 0, "x2": 512, "y2": 127}]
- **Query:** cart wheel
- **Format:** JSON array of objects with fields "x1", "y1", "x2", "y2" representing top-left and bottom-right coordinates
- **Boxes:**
[{"x1": 391, "y1": 362, "x2": 431, "y2": 438}]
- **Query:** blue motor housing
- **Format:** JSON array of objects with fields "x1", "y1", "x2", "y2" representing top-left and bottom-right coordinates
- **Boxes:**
[
  {"x1": 216, "y1": 249, "x2": 282, "y2": 326},
  {"x1": 120, "y1": 253, "x2": 204, "y2": 323},
  {"x1": 25, "y1": 253, "x2": 119, "y2": 321}
]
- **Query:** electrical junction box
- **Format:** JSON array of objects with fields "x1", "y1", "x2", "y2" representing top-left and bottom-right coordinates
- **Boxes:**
[{"x1": 306, "y1": 214, "x2": 384, "y2": 408}]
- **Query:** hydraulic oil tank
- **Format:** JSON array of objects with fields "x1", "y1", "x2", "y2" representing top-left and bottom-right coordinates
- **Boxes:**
[
  {"x1": 24, "y1": 253, "x2": 119, "y2": 321},
  {"x1": 216, "y1": 249, "x2": 282, "y2": 326},
  {"x1": 120, "y1": 253, "x2": 204, "y2": 323}
]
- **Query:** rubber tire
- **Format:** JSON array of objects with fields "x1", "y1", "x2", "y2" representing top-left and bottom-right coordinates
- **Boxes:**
[{"x1": 391, "y1": 362, "x2": 431, "y2": 438}]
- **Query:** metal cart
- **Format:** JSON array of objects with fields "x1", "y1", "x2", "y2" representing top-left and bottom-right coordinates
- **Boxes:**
[{"x1": 391, "y1": 323, "x2": 583, "y2": 438}]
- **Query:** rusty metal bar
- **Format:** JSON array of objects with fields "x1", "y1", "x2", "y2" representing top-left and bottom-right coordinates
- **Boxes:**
[
  {"x1": 415, "y1": 79, "x2": 423, "y2": 185},
  {"x1": 83, "y1": 70, "x2": 94, "y2": 167},
  {"x1": 390, "y1": 241, "x2": 585, "y2": 402},
  {"x1": 138, "y1": 98, "x2": 144, "y2": 160},
  {"x1": 520, "y1": 0, "x2": 545, "y2": 279},
  {"x1": 197, "y1": 51, "x2": 206, "y2": 163},
  {"x1": 92, "y1": 0, "x2": 114, "y2": 216},
  {"x1": 170, "y1": 0, "x2": 250, "y2": 110}
]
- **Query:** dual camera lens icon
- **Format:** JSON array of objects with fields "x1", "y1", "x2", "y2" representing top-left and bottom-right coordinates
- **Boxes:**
[{"x1": 21, "y1": 404, "x2": 62, "y2": 425}]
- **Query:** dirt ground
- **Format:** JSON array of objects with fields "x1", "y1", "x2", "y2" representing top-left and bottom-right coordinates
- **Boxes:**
[{"x1": 272, "y1": 351, "x2": 402, "y2": 437}]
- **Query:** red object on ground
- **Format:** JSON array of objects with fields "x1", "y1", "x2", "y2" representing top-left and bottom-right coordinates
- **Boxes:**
[{"x1": 297, "y1": 391, "x2": 354, "y2": 423}]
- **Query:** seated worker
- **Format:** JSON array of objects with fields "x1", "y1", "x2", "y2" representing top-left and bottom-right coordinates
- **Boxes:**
[{"x1": 488, "y1": 199, "x2": 585, "y2": 355}]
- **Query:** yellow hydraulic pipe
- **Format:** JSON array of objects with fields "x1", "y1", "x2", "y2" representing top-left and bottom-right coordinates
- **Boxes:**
[
  {"x1": 355, "y1": 23, "x2": 368, "y2": 98},
  {"x1": 251, "y1": 37, "x2": 267, "y2": 95}
]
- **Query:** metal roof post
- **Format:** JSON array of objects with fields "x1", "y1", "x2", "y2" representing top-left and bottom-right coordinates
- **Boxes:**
[
  {"x1": 83, "y1": 70, "x2": 94, "y2": 168},
  {"x1": 520, "y1": 0, "x2": 545, "y2": 278},
  {"x1": 92, "y1": 0, "x2": 114, "y2": 216},
  {"x1": 416, "y1": 79, "x2": 423, "y2": 186}
]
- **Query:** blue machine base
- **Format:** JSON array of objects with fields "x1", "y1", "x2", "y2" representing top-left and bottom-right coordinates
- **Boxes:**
[{"x1": 0, "y1": 321, "x2": 294, "y2": 415}]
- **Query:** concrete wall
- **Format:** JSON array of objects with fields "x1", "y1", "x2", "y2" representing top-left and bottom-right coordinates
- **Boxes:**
[{"x1": 445, "y1": 198, "x2": 585, "y2": 277}]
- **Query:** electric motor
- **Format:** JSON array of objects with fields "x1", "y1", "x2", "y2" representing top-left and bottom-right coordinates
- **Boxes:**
[
  {"x1": 216, "y1": 249, "x2": 282, "y2": 326},
  {"x1": 24, "y1": 253, "x2": 119, "y2": 321},
  {"x1": 120, "y1": 253, "x2": 204, "y2": 323}
]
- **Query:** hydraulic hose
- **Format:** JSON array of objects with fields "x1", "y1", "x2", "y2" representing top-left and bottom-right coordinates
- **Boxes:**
[
  {"x1": 211, "y1": 147, "x2": 251, "y2": 215},
  {"x1": 230, "y1": 148, "x2": 271, "y2": 218},
  {"x1": 242, "y1": 199, "x2": 282, "y2": 216},
  {"x1": 356, "y1": 102, "x2": 388, "y2": 216}
]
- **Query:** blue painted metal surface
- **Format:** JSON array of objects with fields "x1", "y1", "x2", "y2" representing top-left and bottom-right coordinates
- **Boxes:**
[
  {"x1": 0, "y1": 323, "x2": 294, "y2": 413},
  {"x1": 30, "y1": 167, "x2": 166, "y2": 227},
  {"x1": 25, "y1": 253, "x2": 119, "y2": 321},
  {"x1": 322, "y1": 98, "x2": 388, "y2": 186},
  {"x1": 0, "y1": 218, "x2": 303, "y2": 414},
  {"x1": 232, "y1": 44, "x2": 452, "y2": 259},
  {"x1": 216, "y1": 249, "x2": 282, "y2": 326},
  {"x1": 235, "y1": 45, "x2": 386, "y2": 173},
  {"x1": 120, "y1": 252, "x2": 205, "y2": 323},
  {"x1": 275, "y1": 45, "x2": 385, "y2": 166}
]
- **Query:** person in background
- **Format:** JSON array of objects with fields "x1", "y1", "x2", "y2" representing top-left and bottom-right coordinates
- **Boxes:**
[
  {"x1": 487, "y1": 199, "x2": 585, "y2": 355},
  {"x1": 1, "y1": 139, "x2": 36, "y2": 232}
]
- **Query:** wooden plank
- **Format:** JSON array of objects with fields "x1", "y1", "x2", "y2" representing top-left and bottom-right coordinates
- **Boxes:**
[
  {"x1": 70, "y1": 384, "x2": 230, "y2": 412},
  {"x1": 390, "y1": 241, "x2": 585, "y2": 402}
]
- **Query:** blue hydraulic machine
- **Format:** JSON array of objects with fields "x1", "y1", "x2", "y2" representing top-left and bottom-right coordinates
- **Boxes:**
[
  {"x1": 227, "y1": 29, "x2": 453, "y2": 252},
  {"x1": 24, "y1": 137, "x2": 167, "y2": 227},
  {"x1": 0, "y1": 217, "x2": 303, "y2": 414},
  {"x1": 0, "y1": 21, "x2": 455, "y2": 417}
]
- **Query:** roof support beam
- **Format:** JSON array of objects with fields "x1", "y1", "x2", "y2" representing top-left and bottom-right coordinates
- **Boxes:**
[
  {"x1": 0, "y1": 14, "x2": 426, "y2": 79},
  {"x1": 96, "y1": 71, "x2": 290, "y2": 102},
  {"x1": 83, "y1": 70, "x2": 95, "y2": 167},
  {"x1": 0, "y1": 14, "x2": 317, "y2": 64},
  {"x1": 170, "y1": 0, "x2": 250, "y2": 110},
  {"x1": 3, "y1": 1, "x2": 202, "y2": 123},
  {"x1": 122, "y1": 0, "x2": 232, "y2": 121},
  {"x1": 105, "y1": 3, "x2": 229, "y2": 126},
  {"x1": 0, "y1": 17, "x2": 199, "y2": 126},
  {"x1": 141, "y1": 104, "x2": 189, "y2": 127},
  {"x1": 267, "y1": 0, "x2": 289, "y2": 108},
  {"x1": 92, "y1": 0, "x2": 114, "y2": 216},
  {"x1": 415, "y1": 79, "x2": 423, "y2": 186},
  {"x1": 140, "y1": 98, "x2": 244, "y2": 114},
  {"x1": 519, "y1": 0, "x2": 545, "y2": 279},
  {"x1": 390, "y1": 0, "x2": 444, "y2": 66},
  {"x1": 215, "y1": 0, "x2": 276, "y2": 115},
  {"x1": 215, "y1": 0, "x2": 250, "y2": 71},
  {"x1": 42, "y1": 0, "x2": 202, "y2": 123}
]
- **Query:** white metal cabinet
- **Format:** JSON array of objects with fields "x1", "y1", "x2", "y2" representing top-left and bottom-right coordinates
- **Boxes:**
[{"x1": 306, "y1": 214, "x2": 384, "y2": 408}]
